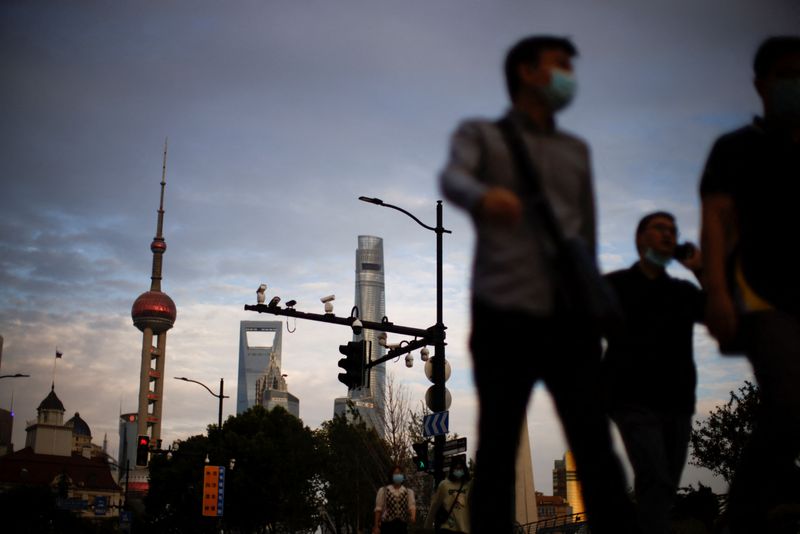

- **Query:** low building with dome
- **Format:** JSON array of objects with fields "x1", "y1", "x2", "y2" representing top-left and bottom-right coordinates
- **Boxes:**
[{"x1": 0, "y1": 385, "x2": 122, "y2": 518}]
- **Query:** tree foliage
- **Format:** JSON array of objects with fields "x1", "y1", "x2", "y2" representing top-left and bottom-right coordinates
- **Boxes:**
[
  {"x1": 689, "y1": 381, "x2": 760, "y2": 484},
  {"x1": 147, "y1": 406, "x2": 321, "y2": 533},
  {"x1": 316, "y1": 406, "x2": 392, "y2": 534}
]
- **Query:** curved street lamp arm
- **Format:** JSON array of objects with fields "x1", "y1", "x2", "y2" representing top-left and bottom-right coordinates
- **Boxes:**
[
  {"x1": 359, "y1": 196, "x2": 451, "y2": 234},
  {"x1": 0, "y1": 373, "x2": 30, "y2": 379},
  {"x1": 174, "y1": 377, "x2": 228, "y2": 399}
]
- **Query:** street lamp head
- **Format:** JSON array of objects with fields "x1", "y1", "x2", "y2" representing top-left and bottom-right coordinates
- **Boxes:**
[
  {"x1": 358, "y1": 196, "x2": 384, "y2": 206},
  {"x1": 174, "y1": 377, "x2": 188, "y2": 382}
]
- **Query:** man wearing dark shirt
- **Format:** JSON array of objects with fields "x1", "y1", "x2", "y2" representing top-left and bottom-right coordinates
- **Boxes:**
[
  {"x1": 700, "y1": 36, "x2": 800, "y2": 532},
  {"x1": 604, "y1": 211, "x2": 703, "y2": 534}
]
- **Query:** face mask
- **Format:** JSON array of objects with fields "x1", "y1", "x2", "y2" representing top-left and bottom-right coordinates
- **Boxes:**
[
  {"x1": 452, "y1": 469, "x2": 465, "y2": 479},
  {"x1": 540, "y1": 68, "x2": 577, "y2": 111},
  {"x1": 644, "y1": 247, "x2": 672, "y2": 268},
  {"x1": 392, "y1": 474, "x2": 404, "y2": 484},
  {"x1": 768, "y1": 77, "x2": 800, "y2": 123}
]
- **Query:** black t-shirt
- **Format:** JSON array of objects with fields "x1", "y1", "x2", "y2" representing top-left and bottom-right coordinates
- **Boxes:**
[
  {"x1": 699, "y1": 119, "x2": 800, "y2": 314},
  {"x1": 603, "y1": 264, "x2": 704, "y2": 414}
]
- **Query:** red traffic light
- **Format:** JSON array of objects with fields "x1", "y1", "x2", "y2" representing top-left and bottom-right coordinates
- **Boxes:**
[{"x1": 138, "y1": 436, "x2": 149, "y2": 446}]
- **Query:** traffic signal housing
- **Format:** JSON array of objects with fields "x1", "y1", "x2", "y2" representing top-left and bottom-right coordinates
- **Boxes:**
[
  {"x1": 136, "y1": 435, "x2": 150, "y2": 466},
  {"x1": 337, "y1": 340, "x2": 366, "y2": 389},
  {"x1": 412, "y1": 441, "x2": 429, "y2": 472}
]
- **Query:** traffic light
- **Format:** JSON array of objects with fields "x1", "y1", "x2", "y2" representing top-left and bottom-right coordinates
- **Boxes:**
[
  {"x1": 337, "y1": 340, "x2": 366, "y2": 389},
  {"x1": 136, "y1": 435, "x2": 150, "y2": 466},
  {"x1": 412, "y1": 441, "x2": 429, "y2": 472}
]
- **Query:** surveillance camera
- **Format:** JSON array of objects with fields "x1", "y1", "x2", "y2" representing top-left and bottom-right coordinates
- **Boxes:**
[
  {"x1": 377, "y1": 333, "x2": 387, "y2": 347},
  {"x1": 256, "y1": 284, "x2": 267, "y2": 304},
  {"x1": 352, "y1": 318, "x2": 363, "y2": 335},
  {"x1": 268, "y1": 296, "x2": 280, "y2": 308},
  {"x1": 285, "y1": 300, "x2": 297, "y2": 308},
  {"x1": 420, "y1": 347, "x2": 430, "y2": 361},
  {"x1": 320, "y1": 295, "x2": 335, "y2": 303},
  {"x1": 405, "y1": 354, "x2": 414, "y2": 368}
]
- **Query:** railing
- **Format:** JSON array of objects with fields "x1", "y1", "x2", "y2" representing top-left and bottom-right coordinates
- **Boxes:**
[{"x1": 517, "y1": 513, "x2": 590, "y2": 534}]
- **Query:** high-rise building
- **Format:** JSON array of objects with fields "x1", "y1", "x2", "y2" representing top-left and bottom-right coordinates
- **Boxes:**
[
  {"x1": 334, "y1": 236, "x2": 386, "y2": 435},
  {"x1": 236, "y1": 321, "x2": 282, "y2": 414},
  {"x1": 130, "y1": 142, "x2": 176, "y2": 446},
  {"x1": 553, "y1": 451, "x2": 584, "y2": 517}
]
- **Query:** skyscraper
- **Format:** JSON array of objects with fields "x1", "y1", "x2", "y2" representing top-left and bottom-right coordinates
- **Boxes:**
[
  {"x1": 237, "y1": 321, "x2": 284, "y2": 414},
  {"x1": 130, "y1": 142, "x2": 176, "y2": 445},
  {"x1": 333, "y1": 236, "x2": 386, "y2": 434}
]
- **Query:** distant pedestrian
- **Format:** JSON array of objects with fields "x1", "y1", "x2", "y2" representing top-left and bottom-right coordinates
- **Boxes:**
[
  {"x1": 603, "y1": 211, "x2": 704, "y2": 534},
  {"x1": 700, "y1": 35, "x2": 800, "y2": 533},
  {"x1": 425, "y1": 455, "x2": 471, "y2": 533},
  {"x1": 373, "y1": 466, "x2": 416, "y2": 534},
  {"x1": 440, "y1": 35, "x2": 636, "y2": 534}
]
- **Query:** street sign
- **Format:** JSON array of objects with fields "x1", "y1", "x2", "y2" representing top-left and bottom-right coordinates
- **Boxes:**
[
  {"x1": 443, "y1": 437, "x2": 466, "y2": 456},
  {"x1": 202, "y1": 465, "x2": 226, "y2": 517},
  {"x1": 423, "y1": 411, "x2": 449, "y2": 437},
  {"x1": 94, "y1": 496, "x2": 108, "y2": 516}
]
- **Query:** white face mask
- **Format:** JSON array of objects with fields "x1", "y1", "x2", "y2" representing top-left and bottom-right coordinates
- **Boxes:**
[
  {"x1": 644, "y1": 247, "x2": 672, "y2": 268},
  {"x1": 392, "y1": 473, "x2": 404, "y2": 485}
]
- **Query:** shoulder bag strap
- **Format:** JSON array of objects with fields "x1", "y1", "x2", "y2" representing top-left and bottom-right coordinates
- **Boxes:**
[{"x1": 495, "y1": 117, "x2": 569, "y2": 251}]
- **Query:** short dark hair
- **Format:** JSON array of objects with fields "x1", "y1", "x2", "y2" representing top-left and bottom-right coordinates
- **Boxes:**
[
  {"x1": 504, "y1": 35, "x2": 578, "y2": 100},
  {"x1": 754, "y1": 36, "x2": 800, "y2": 79},
  {"x1": 635, "y1": 211, "x2": 676, "y2": 239}
]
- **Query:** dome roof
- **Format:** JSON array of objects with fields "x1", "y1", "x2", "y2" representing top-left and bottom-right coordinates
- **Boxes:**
[
  {"x1": 65, "y1": 412, "x2": 92, "y2": 437},
  {"x1": 131, "y1": 290, "x2": 176, "y2": 333},
  {"x1": 38, "y1": 386, "x2": 65, "y2": 412}
]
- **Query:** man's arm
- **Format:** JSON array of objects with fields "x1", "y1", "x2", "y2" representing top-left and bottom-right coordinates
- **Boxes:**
[
  {"x1": 440, "y1": 120, "x2": 522, "y2": 226},
  {"x1": 701, "y1": 193, "x2": 737, "y2": 343}
]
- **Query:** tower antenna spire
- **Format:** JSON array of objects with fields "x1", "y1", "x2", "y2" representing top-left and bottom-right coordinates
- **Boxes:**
[
  {"x1": 156, "y1": 138, "x2": 167, "y2": 239},
  {"x1": 149, "y1": 138, "x2": 168, "y2": 291}
]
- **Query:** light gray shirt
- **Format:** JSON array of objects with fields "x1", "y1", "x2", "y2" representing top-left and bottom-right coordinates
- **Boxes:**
[{"x1": 440, "y1": 109, "x2": 596, "y2": 315}]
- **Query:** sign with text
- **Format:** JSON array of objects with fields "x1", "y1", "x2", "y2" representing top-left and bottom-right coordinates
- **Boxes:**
[
  {"x1": 202, "y1": 466, "x2": 226, "y2": 517},
  {"x1": 443, "y1": 437, "x2": 467, "y2": 456}
]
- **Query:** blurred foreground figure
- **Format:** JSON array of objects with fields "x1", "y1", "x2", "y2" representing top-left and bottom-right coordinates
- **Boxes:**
[
  {"x1": 700, "y1": 36, "x2": 800, "y2": 533},
  {"x1": 440, "y1": 35, "x2": 636, "y2": 534}
]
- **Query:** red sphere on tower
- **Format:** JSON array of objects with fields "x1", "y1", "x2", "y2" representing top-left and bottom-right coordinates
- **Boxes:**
[{"x1": 131, "y1": 290, "x2": 176, "y2": 333}]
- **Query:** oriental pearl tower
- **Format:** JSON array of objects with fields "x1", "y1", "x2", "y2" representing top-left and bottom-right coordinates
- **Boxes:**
[{"x1": 131, "y1": 141, "x2": 176, "y2": 445}]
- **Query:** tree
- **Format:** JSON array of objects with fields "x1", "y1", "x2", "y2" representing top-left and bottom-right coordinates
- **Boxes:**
[
  {"x1": 381, "y1": 372, "x2": 412, "y2": 466},
  {"x1": 689, "y1": 380, "x2": 760, "y2": 484},
  {"x1": 316, "y1": 405, "x2": 392, "y2": 534},
  {"x1": 147, "y1": 406, "x2": 321, "y2": 533}
]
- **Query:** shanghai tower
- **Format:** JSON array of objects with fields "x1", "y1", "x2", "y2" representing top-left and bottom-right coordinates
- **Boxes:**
[{"x1": 334, "y1": 235, "x2": 386, "y2": 435}]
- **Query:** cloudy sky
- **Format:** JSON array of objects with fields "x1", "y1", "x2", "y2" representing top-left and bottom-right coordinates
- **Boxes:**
[{"x1": 1, "y1": 1, "x2": 797, "y2": 495}]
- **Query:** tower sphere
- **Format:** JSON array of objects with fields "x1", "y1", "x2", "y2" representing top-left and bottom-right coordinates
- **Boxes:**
[
  {"x1": 150, "y1": 239, "x2": 167, "y2": 253},
  {"x1": 131, "y1": 290, "x2": 176, "y2": 333}
]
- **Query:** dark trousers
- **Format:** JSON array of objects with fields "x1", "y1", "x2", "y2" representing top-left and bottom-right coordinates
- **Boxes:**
[
  {"x1": 729, "y1": 310, "x2": 800, "y2": 533},
  {"x1": 468, "y1": 300, "x2": 637, "y2": 534},
  {"x1": 611, "y1": 406, "x2": 691, "y2": 534},
  {"x1": 380, "y1": 519, "x2": 407, "y2": 534}
]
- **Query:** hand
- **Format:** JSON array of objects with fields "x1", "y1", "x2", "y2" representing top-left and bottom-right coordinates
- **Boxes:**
[
  {"x1": 678, "y1": 244, "x2": 703, "y2": 273},
  {"x1": 705, "y1": 290, "x2": 738, "y2": 346},
  {"x1": 478, "y1": 187, "x2": 522, "y2": 226}
]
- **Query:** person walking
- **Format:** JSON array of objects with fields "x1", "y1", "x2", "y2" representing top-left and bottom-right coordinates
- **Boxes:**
[
  {"x1": 700, "y1": 36, "x2": 800, "y2": 532},
  {"x1": 425, "y1": 456, "x2": 471, "y2": 533},
  {"x1": 603, "y1": 211, "x2": 704, "y2": 534},
  {"x1": 440, "y1": 34, "x2": 636, "y2": 534},
  {"x1": 373, "y1": 466, "x2": 416, "y2": 534}
]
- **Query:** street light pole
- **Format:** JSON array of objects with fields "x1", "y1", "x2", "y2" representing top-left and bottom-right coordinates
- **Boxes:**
[
  {"x1": 174, "y1": 377, "x2": 228, "y2": 428},
  {"x1": 359, "y1": 196, "x2": 451, "y2": 484}
]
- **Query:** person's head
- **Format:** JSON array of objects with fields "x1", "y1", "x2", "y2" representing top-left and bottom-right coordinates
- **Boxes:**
[
  {"x1": 753, "y1": 36, "x2": 800, "y2": 124},
  {"x1": 448, "y1": 456, "x2": 470, "y2": 482},
  {"x1": 504, "y1": 35, "x2": 578, "y2": 111},
  {"x1": 635, "y1": 211, "x2": 678, "y2": 264},
  {"x1": 388, "y1": 465, "x2": 405, "y2": 486}
]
